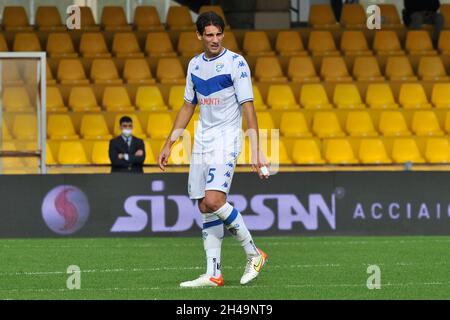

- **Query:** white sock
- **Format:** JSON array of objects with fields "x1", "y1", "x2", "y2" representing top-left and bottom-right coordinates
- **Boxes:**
[
  {"x1": 202, "y1": 213, "x2": 223, "y2": 277},
  {"x1": 213, "y1": 203, "x2": 260, "y2": 258}
]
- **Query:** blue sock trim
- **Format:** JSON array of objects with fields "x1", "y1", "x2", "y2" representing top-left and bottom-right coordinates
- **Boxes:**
[
  {"x1": 203, "y1": 219, "x2": 223, "y2": 229},
  {"x1": 224, "y1": 208, "x2": 238, "y2": 226}
]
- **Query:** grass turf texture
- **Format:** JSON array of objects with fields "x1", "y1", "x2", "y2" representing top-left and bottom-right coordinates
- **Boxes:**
[{"x1": 0, "y1": 236, "x2": 449, "y2": 300}]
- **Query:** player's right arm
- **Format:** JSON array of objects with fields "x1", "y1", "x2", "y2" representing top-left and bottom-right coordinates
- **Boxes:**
[{"x1": 158, "y1": 101, "x2": 196, "y2": 171}]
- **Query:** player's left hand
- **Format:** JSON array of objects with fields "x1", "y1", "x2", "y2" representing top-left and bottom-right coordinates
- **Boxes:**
[{"x1": 251, "y1": 150, "x2": 270, "y2": 180}]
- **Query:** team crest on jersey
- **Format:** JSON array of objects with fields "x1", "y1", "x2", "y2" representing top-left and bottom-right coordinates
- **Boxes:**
[{"x1": 215, "y1": 62, "x2": 224, "y2": 72}]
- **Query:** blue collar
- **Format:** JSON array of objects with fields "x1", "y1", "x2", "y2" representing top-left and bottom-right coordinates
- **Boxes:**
[{"x1": 202, "y1": 48, "x2": 227, "y2": 62}]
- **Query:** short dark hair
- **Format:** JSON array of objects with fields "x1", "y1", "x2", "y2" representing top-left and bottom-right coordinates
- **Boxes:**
[
  {"x1": 196, "y1": 11, "x2": 225, "y2": 35},
  {"x1": 119, "y1": 116, "x2": 132, "y2": 125}
]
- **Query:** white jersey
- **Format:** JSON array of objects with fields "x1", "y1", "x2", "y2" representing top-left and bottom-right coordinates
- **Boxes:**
[{"x1": 184, "y1": 48, "x2": 253, "y2": 154}]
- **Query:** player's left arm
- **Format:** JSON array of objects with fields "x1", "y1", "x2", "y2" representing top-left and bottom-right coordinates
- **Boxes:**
[{"x1": 242, "y1": 101, "x2": 269, "y2": 179}]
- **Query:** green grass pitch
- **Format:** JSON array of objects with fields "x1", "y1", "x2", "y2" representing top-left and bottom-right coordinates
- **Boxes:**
[{"x1": 0, "y1": 236, "x2": 449, "y2": 300}]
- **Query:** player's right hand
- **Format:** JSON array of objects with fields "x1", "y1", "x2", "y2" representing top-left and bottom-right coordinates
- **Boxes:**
[{"x1": 158, "y1": 144, "x2": 171, "y2": 171}]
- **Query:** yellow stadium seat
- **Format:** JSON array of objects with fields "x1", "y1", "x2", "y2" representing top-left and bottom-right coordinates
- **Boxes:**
[
  {"x1": 288, "y1": 56, "x2": 320, "y2": 83},
  {"x1": 358, "y1": 139, "x2": 392, "y2": 164},
  {"x1": 425, "y1": 138, "x2": 450, "y2": 163},
  {"x1": 2, "y1": 119, "x2": 12, "y2": 140},
  {"x1": 36, "y1": 6, "x2": 64, "y2": 31},
  {"x1": 147, "y1": 113, "x2": 173, "y2": 138},
  {"x1": 222, "y1": 31, "x2": 240, "y2": 53},
  {"x1": 135, "y1": 86, "x2": 168, "y2": 111},
  {"x1": 157, "y1": 58, "x2": 185, "y2": 84},
  {"x1": 90, "y1": 59, "x2": 123, "y2": 84},
  {"x1": 2, "y1": 6, "x2": 32, "y2": 31},
  {"x1": 446, "y1": 113, "x2": 450, "y2": 134},
  {"x1": 438, "y1": 31, "x2": 450, "y2": 55},
  {"x1": 255, "y1": 57, "x2": 288, "y2": 83},
  {"x1": 405, "y1": 31, "x2": 437, "y2": 56},
  {"x1": 320, "y1": 57, "x2": 353, "y2": 82},
  {"x1": 13, "y1": 32, "x2": 41, "y2": 51},
  {"x1": 333, "y1": 84, "x2": 365, "y2": 109},
  {"x1": 379, "y1": 4, "x2": 403, "y2": 28},
  {"x1": 185, "y1": 112, "x2": 200, "y2": 138},
  {"x1": 300, "y1": 84, "x2": 332, "y2": 109},
  {"x1": 3, "y1": 87, "x2": 32, "y2": 112},
  {"x1": 385, "y1": 56, "x2": 418, "y2": 81},
  {"x1": 46, "y1": 143, "x2": 57, "y2": 165},
  {"x1": 199, "y1": 5, "x2": 228, "y2": 25},
  {"x1": 275, "y1": 31, "x2": 307, "y2": 56},
  {"x1": 178, "y1": 32, "x2": 203, "y2": 57},
  {"x1": 102, "y1": 87, "x2": 134, "y2": 112},
  {"x1": 0, "y1": 142, "x2": 24, "y2": 169},
  {"x1": 169, "y1": 85, "x2": 187, "y2": 110},
  {"x1": 340, "y1": 31, "x2": 372, "y2": 56},
  {"x1": 411, "y1": 111, "x2": 444, "y2": 136},
  {"x1": 113, "y1": 114, "x2": 146, "y2": 139},
  {"x1": 57, "y1": 59, "x2": 89, "y2": 85},
  {"x1": 47, "y1": 115, "x2": 79, "y2": 140},
  {"x1": 417, "y1": 56, "x2": 449, "y2": 81},
  {"x1": 432, "y1": 83, "x2": 450, "y2": 108},
  {"x1": 166, "y1": 6, "x2": 194, "y2": 30},
  {"x1": 2, "y1": 62, "x2": 23, "y2": 85},
  {"x1": 352, "y1": 56, "x2": 385, "y2": 82},
  {"x1": 308, "y1": 31, "x2": 340, "y2": 56},
  {"x1": 325, "y1": 139, "x2": 359, "y2": 164},
  {"x1": 46, "y1": 33, "x2": 77, "y2": 58},
  {"x1": 366, "y1": 84, "x2": 399, "y2": 109},
  {"x1": 292, "y1": 139, "x2": 325, "y2": 164},
  {"x1": 58, "y1": 141, "x2": 90, "y2": 165},
  {"x1": 101, "y1": 6, "x2": 132, "y2": 31},
  {"x1": 143, "y1": 141, "x2": 156, "y2": 165},
  {"x1": 112, "y1": 32, "x2": 144, "y2": 58},
  {"x1": 379, "y1": 111, "x2": 411, "y2": 136},
  {"x1": 255, "y1": 112, "x2": 275, "y2": 131},
  {"x1": 373, "y1": 31, "x2": 405, "y2": 56},
  {"x1": 145, "y1": 32, "x2": 177, "y2": 57},
  {"x1": 346, "y1": 111, "x2": 378, "y2": 137},
  {"x1": 0, "y1": 33, "x2": 8, "y2": 51},
  {"x1": 123, "y1": 59, "x2": 156, "y2": 84},
  {"x1": 391, "y1": 138, "x2": 425, "y2": 163},
  {"x1": 280, "y1": 112, "x2": 312, "y2": 137},
  {"x1": 340, "y1": 4, "x2": 366, "y2": 28},
  {"x1": 252, "y1": 86, "x2": 268, "y2": 110},
  {"x1": 80, "y1": 114, "x2": 112, "y2": 140},
  {"x1": 46, "y1": 63, "x2": 56, "y2": 85},
  {"x1": 68, "y1": 87, "x2": 101, "y2": 112},
  {"x1": 313, "y1": 112, "x2": 345, "y2": 138},
  {"x1": 46, "y1": 87, "x2": 68, "y2": 112},
  {"x1": 168, "y1": 139, "x2": 191, "y2": 165},
  {"x1": 243, "y1": 31, "x2": 275, "y2": 56},
  {"x1": 79, "y1": 32, "x2": 111, "y2": 58},
  {"x1": 91, "y1": 140, "x2": 111, "y2": 165},
  {"x1": 268, "y1": 139, "x2": 292, "y2": 165},
  {"x1": 399, "y1": 83, "x2": 432, "y2": 109},
  {"x1": 308, "y1": 4, "x2": 339, "y2": 29},
  {"x1": 134, "y1": 6, "x2": 164, "y2": 31},
  {"x1": 79, "y1": 6, "x2": 99, "y2": 31},
  {"x1": 12, "y1": 114, "x2": 37, "y2": 140},
  {"x1": 267, "y1": 85, "x2": 299, "y2": 110}
]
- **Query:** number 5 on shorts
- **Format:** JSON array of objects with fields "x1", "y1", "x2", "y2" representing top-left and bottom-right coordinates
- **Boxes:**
[{"x1": 207, "y1": 168, "x2": 216, "y2": 183}]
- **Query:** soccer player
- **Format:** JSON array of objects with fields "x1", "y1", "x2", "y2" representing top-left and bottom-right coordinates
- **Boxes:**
[{"x1": 158, "y1": 11, "x2": 269, "y2": 287}]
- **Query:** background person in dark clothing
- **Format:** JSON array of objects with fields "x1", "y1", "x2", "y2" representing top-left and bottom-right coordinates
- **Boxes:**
[
  {"x1": 109, "y1": 116, "x2": 145, "y2": 173},
  {"x1": 403, "y1": 0, "x2": 444, "y2": 45}
]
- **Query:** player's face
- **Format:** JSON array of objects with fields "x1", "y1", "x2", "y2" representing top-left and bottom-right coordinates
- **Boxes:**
[{"x1": 198, "y1": 25, "x2": 224, "y2": 57}]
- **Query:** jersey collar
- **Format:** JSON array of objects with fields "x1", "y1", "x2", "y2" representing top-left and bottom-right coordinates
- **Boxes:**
[{"x1": 202, "y1": 48, "x2": 227, "y2": 62}]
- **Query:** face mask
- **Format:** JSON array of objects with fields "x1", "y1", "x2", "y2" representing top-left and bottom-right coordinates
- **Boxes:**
[{"x1": 122, "y1": 128, "x2": 132, "y2": 137}]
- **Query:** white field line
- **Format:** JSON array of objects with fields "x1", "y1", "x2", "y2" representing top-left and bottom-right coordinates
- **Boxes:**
[
  {"x1": 1, "y1": 282, "x2": 449, "y2": 294},
  {"x1": 1, "y1": 261, "x2": 449, "y2": 277}
]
